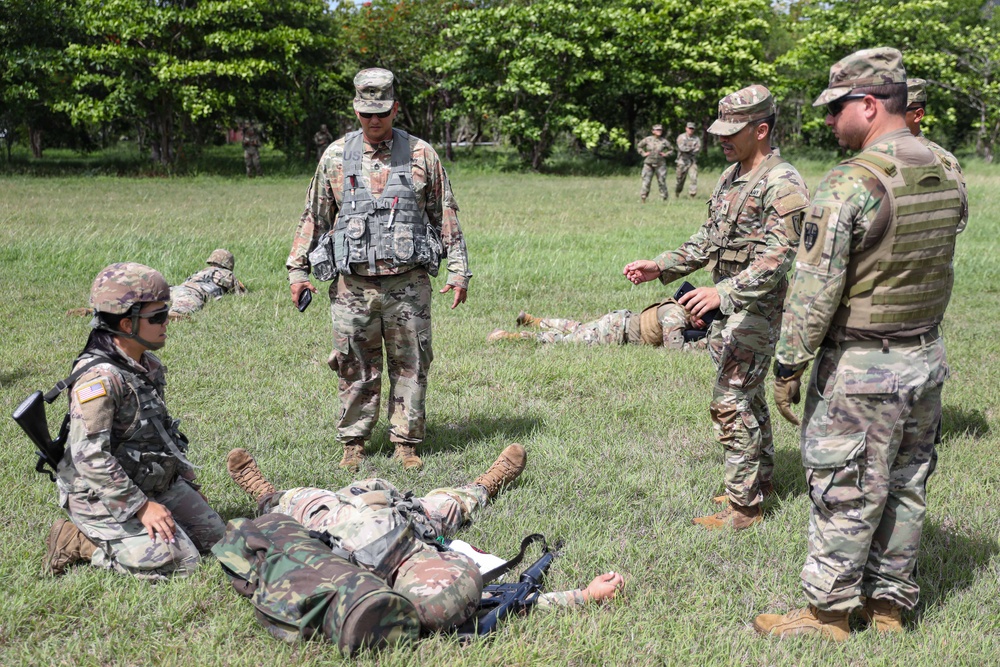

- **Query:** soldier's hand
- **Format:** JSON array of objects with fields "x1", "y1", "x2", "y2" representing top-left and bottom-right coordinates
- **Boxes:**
[
  {"x1": 678, "y1": 286, "x2": 720, "y2": 318},
  {"x1": 136, "y1": 500, "x2": 176, "y2": 543},
  {"x1": 584, "y1": 572, "x2": 625, "y2": 602},
  {"x1": 290, "y1": 281, "x2": 317, "y2": 307},
  {"x1": 773, "y1": 367, "x2": 805, "y2": 426},
  {"x1": 623, "y1": 260, "x2": 661, "y2": 285},
  {"x1": 440, "y1": 283, "x2": 467, "y2": 309}
]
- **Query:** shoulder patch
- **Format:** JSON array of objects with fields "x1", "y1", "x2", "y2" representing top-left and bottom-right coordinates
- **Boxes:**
[
  {"x1": 76, "y1": 379, "x2": 108, "y2": 404},
  {"x1": 800, "y1": 204, "x2": 835, "y2": 266},
  {"x1": 772, "y1": 191, "x2": 810, "y2": 217}
]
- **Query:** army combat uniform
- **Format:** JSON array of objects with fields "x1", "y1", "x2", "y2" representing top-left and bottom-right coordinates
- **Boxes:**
[
  {"x1": 637, "y1": 127, "x2": 673, "y2": 201},
  {"x1": 314, "y1": 125, "x2": 334, "y2": 162},
  {"x1": 58, "y1": 350, "x2": 225, "y2": 581},
  {"x1": 654, "y1": 87, "x2": 809, "y2": 509},
  {"x1": 776, "y1": 54, "x2": 967, "y2": 616},
  {"x1": 287, "y1": 69, "x2": 471, "y2": 463},
  {"x1": 675, "y1": 123, "x2": 702, "y2": 198},
  {"x1": 242, "y1": 126, "x2": 262, "y2": 177},
  {"x1": 169, "y1": 263, "x2": 246, "y2": 316}
]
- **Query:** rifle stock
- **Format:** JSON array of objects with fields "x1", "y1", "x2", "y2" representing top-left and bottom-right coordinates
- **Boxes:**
[{"x1": 12, "y1": 390, "x2": 67, "y2": 481}]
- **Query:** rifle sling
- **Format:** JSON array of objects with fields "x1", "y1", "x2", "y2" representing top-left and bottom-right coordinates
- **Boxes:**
[
  {"x1": 44, "y1": 355, "x2": 133, "y2": 403},
  {"x1": 480, "y1": 533, "x2": 548, "y2": 585}
]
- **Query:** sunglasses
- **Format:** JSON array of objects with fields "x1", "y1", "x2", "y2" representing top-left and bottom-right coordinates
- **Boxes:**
[
  {"x1": 358, "y1": 110, "x2": 392, "y2": 119},
  {"x1": 138, "y1": 308, "x2": 170, "y2": 325},
  {"x1": 826, "y1": 93, "x2": 887, "y2": 117}
]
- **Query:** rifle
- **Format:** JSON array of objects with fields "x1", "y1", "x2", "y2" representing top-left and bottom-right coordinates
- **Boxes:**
[
  {"x1": 455, "y1": 534, "x2": 558, "y2": 640},
  {"x1": 13, "y1": 390, "x2": 70, "y2": 482}
]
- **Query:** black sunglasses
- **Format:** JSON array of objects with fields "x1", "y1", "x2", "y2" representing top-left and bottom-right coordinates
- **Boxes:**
[
  {"x1": 139, "y1": 308, "x2": 170, "y2": 325},
  {"x1": 358, "y1": 110, "x2": 392, "y2": 119},
  {"x1": 827, "y1": 93, "x2": 887, "y2": 117}
]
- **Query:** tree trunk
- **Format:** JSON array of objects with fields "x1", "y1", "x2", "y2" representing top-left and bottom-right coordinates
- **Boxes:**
[
  {"x1": 28, "y1": 127, "x2": 43, "y2": 158},
  {"x1": 442, "y1": 90, "x2": 453, "y2": 161}
]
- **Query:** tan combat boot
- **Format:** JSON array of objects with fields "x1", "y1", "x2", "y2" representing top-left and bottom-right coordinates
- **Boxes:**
[
  {"x1": 753, "y1": 605, "x2": 850, "y2": 641},
  {"x1": 692, "y1": 501, "x2": 762, "y2": 530},
  {"x1": 393, "y1": 444, "x2": 423, "y2": 471},
  {"x1": 43, "y1": 518, "x2": 98, "y2": 576},
  {"x1": 858, "y1": 598, "x2": 904, "y2": 633},
  {"x1": 515, "y1": 311, "x2": 542, "y2": 328},
  {"x1": 712, "y1": 480, "x2": 774, "y2": 505},
  {"x1": 227, "y1": 448, "x2": 277, "y2": 500},
  {"x1": 339, "y1": 440, "x2": 366, "y2": 472},
  {"x1": 474, "y1": 443, "x2": 527, "y2": 498},
  {"x1": 487, "y1": 329, "x2": 532, "y2": 342}
]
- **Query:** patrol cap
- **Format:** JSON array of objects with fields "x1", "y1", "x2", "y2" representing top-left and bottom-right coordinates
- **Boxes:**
[
  {"x1": 652, "y1": 124, "x2": 663, "y2": 131},
  {"x1": 686, "y1": 121, "x2": 696, "y2": 129},
  {"x1": 708, "y1": 85, "x2": 775, "y2": 136},
  {"x1": 907, "y1": 78, "x2": 927, "y2": 107},
  {"x1": 354, "y1": 68, "x2": 395, "y2": 113},
  {"x1": 812, "y1": 47, "x2": 906, "y2": 107}
]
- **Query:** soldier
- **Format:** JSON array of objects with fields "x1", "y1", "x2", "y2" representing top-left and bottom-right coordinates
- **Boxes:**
[
  {"x1": 906, "y1": 78, "x2": 967, "y2": 179},
  {"x1": 43, "y1": 263, "x2": 225, "y2": 580},
  {"x1": 623, "y1": 85, "x2": 809, "y2": 531},
  {"x1": 754, "y1": 48, "x2": 967, "y2": 641},
  {"x1": 242, "y1": 124, "x2": 262, "y2": 178},
  {"x1": 287, "y1": 68, "x2": 472, "y2": 472},
  {"x1": 223, "y1": 444, "x2": 624, "y2": 634},
  {"x1": 314, "y1": 124, "x2": 334, "y2": 162},
  {"x1": 636, "y1": 124, "x2": 673, "y2": 202},
  {"x1": 486, "y1": 302, "x2": 708, "y2": 350},
  {"x1": 168, "y1": 248, "x2": 247, "y2": 317},
  {"x1": 675, "y1": 121, "x2": 702, "y2": 198}
]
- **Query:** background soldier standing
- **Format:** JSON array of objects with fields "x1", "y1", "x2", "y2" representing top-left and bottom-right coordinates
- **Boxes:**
[
  {"x1": 636, "y1": 124, "x2": 673, "y2": 202},
  {"x1": 623, "y1": 85, "x2": 809, "y2": 531},
  {"x1": 906, "y1": 78, "x2": 966, "y2": 180},
  {"x1": 242, "y1": 124, "x2": 262, "y2": 178},
  {"x1": 314, "y1": 124, "x2": 333, "y2": 162},
  {"x1": 755, "y1": 48, "x2": 968, "y2": 641},
  {"x1": 675, "y1": 121, "x2": 702, "y2": 198},
  {"x1": 287, "y1": 68, "x2": 472, "y2": 472}
]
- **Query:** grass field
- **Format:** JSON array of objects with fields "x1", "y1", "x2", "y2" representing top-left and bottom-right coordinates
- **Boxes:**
[{"x1": 1, "y1": 155, "x2": 998, "y2": 666}]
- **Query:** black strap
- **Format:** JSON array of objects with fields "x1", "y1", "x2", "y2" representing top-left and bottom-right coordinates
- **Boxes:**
[
  {"x1": 480, "y1": 533, "x2": 549, "y2": 585},
  {"x1": 43, "y1": 355, "x2": 131, "y2": 404}
]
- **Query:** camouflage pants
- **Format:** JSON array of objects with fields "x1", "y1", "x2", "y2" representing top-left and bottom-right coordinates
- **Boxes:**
[
  {"x1": 329, "y1": 270, "x2": 433, "y2": 445},
  {"x1": 800, "y1": 335, "x2": 947, "y2": 612},
  {"x1": 168, "y1": 285, "x2": 206, "y2": 315},
  {"x1": 708, "y1": 310, "x2": 776, "y2": 507},
  {"x1": 244, "y1": 147, "x2": 261, "y2": 177},
  {"x1": 535, "y1": 310, "x2": 631, "y2": 345},
  {"x1": 80, "y1": 479, "x2": 225, "y2": 581},
  {"x1": 675, "y1": 156, "x2": 698, "y2": 197},
  {"x1": 640, "y1": 162, "x2": 669, "y2": 200}
]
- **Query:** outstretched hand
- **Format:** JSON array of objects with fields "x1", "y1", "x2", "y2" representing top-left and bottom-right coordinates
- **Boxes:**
[
  {"x1": 623, "y1": 260, "x2": 661, "y2": 285},
  {"x1": 440, "y1": 284, "x2": 468, "y2": 309},
  {"x1": 583, "y1": 571, "x2": 625, "y2": 602}
]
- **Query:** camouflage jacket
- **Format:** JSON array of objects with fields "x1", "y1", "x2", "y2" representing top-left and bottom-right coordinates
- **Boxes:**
[
  {"x1": 179, "y1": 266, "x2": 245, "y2": 300},
  {"x1": 776, "y1": 128, "x2": 969, "y2": 367},
  {"x1": 654, "y1": 150, "x2": 809, "y2": 319},
  {"x1": 242, "y1": 129, "x2": 261, "y2": 149},
  {"x1": 675, "y1": 134, "x2": 701, "y2": 157},
  {"x1": 287, "y1": 132, "x2": 472, "y2": 289},
  {"x1": 637, "y1": 135, "x2": 674, "y2": 165}
]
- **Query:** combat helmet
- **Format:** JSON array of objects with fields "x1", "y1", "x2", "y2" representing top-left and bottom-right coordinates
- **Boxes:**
[
  {"x1": 207, "y1": 248, "x2": 235, "y2": 271},
  {"x1": 89, "y1": 262, "x2": 170, "y2": 348},
  {"x1": 392, "y1": 550, "x2": 483, "y2": 632}
]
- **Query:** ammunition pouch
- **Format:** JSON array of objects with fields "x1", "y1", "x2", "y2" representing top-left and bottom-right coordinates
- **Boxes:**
[{"x1": 308, "y1": 232, "x2": 338, "y2": 282}]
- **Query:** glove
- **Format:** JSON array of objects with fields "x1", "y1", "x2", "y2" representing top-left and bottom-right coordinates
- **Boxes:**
[{"x1": 773, "y1": 364, "x2": 805, "y2": 426}]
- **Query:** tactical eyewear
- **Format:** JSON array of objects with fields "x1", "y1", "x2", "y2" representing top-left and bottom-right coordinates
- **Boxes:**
[
  {"x1": 358, "y1": 110, "x2": 392, "y2": 119},
  {"x1": 826, "y1": 93, "x2": 887, "y2": 117},
  {"x1": 139, "y1": 308, "x2": 170, "y2": 325}
]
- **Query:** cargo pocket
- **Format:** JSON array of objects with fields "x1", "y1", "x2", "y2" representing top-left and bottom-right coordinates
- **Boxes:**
[{"x1": 802, "y1": 432, "x2": 866, "y2": 515}]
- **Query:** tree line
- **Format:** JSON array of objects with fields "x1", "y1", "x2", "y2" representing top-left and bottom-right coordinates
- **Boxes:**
[{"x1": 1, "y1": 0, "x2": 997, "y2": 169}]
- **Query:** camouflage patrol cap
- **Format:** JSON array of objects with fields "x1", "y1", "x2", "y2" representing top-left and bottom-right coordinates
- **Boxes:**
[
  {"x1": 907, "y1": 78, "x2": 927, "y2": 107},
  {"x1": 392, "y1": 550, "x2": 482, "y2": 632},
  {"x1": 207, "y1": 248, "x2": 235, "y2": 271},
  {"x1": 686, "y1": 121, "x2": 696, "y2": 129},
  {"x1": 652, "y1": 124, "x2": 663, "y2": 131},
  {"x1": 89, "y1": 262, "x2": 170, "y2": 314},
  {"x1": 812, "y1": 47, "x2": 906, "y2": 107},
  {"x1": 708, "y1": 85, "x2": 775, "y2": 135},
  {"x1": 354, "y1": 68, "x2": 395, "y2": 114}
]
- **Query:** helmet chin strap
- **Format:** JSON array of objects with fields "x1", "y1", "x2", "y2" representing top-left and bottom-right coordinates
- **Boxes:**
[{"x1": 91, "y1": 305, "x2": 165, "y2": 351}]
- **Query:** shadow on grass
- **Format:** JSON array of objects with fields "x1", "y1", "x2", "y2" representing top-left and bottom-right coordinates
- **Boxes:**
[
  {"x1": 0, "y1": 368, "x2": 34, "y2": 385},
  {"x1": 941, "y1": 404, "x2": 990, "y2": 440},
  {"x1": 767, "y1": 444, "x2": 808, "y2": 504},
  {"x1": 912, "y1": 517, "x2": 999, "y2": 622},
  {"x1": 363, "y1": 414, "x2": 544, "y2": 456}
]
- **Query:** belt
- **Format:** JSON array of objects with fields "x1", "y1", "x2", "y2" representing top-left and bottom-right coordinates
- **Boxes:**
[{"x1": 826, "y1": 326, "x2": 940, "y2": 352}]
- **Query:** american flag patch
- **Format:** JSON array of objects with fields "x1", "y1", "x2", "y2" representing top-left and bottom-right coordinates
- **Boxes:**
[{"x1": 76, "y1": 380, "x2": 107, "y2": 404}]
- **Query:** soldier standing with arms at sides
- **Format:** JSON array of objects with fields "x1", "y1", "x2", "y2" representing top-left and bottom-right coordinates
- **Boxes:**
[
  {"x1": 242, "y1": 124, "x2": 262, "y2": 178},
  {"x1": 287, "y1": 68, "x2": 472, "y2": 472},
  {"x1": 314, "y1": 124, "x2": 334, "y2": 162},
  {"x1": 623, "y1": 85, "x2": 809, "y2": 530},
  {"x1": 754, "y1": 48, "x2": 968, "y2": 640},
  {"x1": 637, "y1": 124, "x2": 673, "y2": 203},
  {"x1": 44, "y1": 263, "x2": 226, "y2": 580},
  {"x1": 675, "y1": 121, "x2": 702, "y2": 198}
]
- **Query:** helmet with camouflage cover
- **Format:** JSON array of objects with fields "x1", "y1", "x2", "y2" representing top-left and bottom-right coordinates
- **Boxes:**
[
  {"x1": 90, "y1": 262, "x2": 170, "y2": 314},
  {"x1": 392, "y1": 550, "x2": 483, "y2": 632},
  {"x1": 206, "y1": 248, "x2": 235, "y2": 271}
]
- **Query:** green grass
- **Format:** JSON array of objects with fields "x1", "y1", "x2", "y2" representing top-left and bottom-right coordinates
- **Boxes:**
[{"x1": 1, "y1": 156, "x2": 998, "y2": 666}]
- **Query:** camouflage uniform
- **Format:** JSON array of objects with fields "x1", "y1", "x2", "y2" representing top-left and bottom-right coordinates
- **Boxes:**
[
  {"x1": 675, "y1": 123, "x2": 702, "y2": 198},
  {"x1": 287, "y1": 69, "x2": 471, "y2": 452},
  {"x1": 777, "y1": 50, "x2": 968, "y2": 614},
  {"x1": 653, "y1": 86, "x2": 809, "y2": 507},
  {"x1": 169, "y1": 262, "x2": 245, "y2": 316},
  {"x1": 314, "y1": 124, "x2": 334, "y2": 162},
  {"x1": 907, "y1": 78, "x2": 968, "y2": 195},
  {"x1": 637, "y1": 126, "x2": 673, "y2": 201},
  {"x1": 242, "y1": 126, "x2": 262, "y2": 177},
  {"x1": 528, "y1": 301, "x2": 707, "y2": 350}
]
